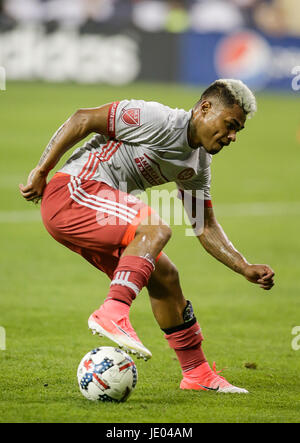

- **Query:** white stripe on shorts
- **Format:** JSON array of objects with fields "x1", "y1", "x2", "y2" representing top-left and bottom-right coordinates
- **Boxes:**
[
  {"x1": 68, "y1": 176, "x2": 138, "y2": 224},
  {"x1": 69, "y1": 176, "x2": 138, "y2": 216}
]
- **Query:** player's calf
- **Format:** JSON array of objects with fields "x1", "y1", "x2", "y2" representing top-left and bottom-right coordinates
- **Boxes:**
[
  {"x1": 89, "y1": 218, "x2": 171, "y2": 360},
  {"x1": 148, "y1": 255, "x2": 187, "y2": 330}
]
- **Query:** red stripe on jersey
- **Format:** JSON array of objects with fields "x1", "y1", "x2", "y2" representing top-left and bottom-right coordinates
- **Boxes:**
[
  {"x1": 78, "y1": 153, "x2": 93, "y2": 178},
  {"x1": 83, "y1": 141, "x2": 113, "y2": 180},
  {"x1": 77, "y1": 140, "x2": 123, "y2": 182},
  {"x1": 86, "y1": 142, "x2": 123, "y2": 181},
  {"x1": 107, "y1": 102, "x2": 120, "y2": 139},
  {"x1": 81, "y1": 153, "x2": 98, "y2": 181},
  {"x1": 104, "y1": 142, "x2": 122, "y2": 162},
  {"x1": 96, "y1": 141, "x2": 122, "y2": 163},
  {"x1": 98, "y1": 140, "x2": 115, "y2": 160},
  {"x1": 88, "y1": 159, "x2": 100, "y2": 180}
]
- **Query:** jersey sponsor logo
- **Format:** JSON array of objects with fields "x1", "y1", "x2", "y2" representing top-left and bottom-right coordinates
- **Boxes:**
[
  {"x1": 121, "y1": 108, "x2": 141, "y2": 127},
  {"x1": 177, "y1": 168, "x2": 195, "y2": 181},
  {"x1": 134, "y1": 156, "x2": 165, "y2": 186}
]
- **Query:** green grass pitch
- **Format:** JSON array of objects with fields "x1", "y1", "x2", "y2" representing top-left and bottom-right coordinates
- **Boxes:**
[{"x1": 0, "y1": 82, "x2": 300, "y2": 423}]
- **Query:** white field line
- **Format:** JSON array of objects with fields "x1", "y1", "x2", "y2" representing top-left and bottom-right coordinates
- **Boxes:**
[
  {"x1": 0, "y1": 202, "x2": 300, "y2": 223},
  {"x1": 215, "y1": 202, "x2": 300, "y2": 217},
  {"x1": 0, "y1": 211, "x2": 41, "y2": 223}
]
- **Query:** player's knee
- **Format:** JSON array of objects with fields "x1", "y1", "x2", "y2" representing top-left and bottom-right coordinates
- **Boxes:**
[
  {"x1": 150, "y1": 224, "x2": 172, "y2": 252},
  {"x1": 137, "y1": 222, "x2": 172, "y2": 249},
  {"x1": 157, "y1": 224, "x2": 172, "y2": 246}
]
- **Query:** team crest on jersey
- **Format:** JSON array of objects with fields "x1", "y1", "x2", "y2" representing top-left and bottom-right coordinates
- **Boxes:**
[
  {"x1": 177, "y1": 168, "x2": 195, "y2": 181},
  {"x1": 121, "y1": 108, "x2": 141, "y2": 127}
]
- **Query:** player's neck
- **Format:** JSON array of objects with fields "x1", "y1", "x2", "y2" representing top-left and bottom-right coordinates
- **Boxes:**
[{"x1": 187, "y1": 118, "x2": 202, "y2": 150}]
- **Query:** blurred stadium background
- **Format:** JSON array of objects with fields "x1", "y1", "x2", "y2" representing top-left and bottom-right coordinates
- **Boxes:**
[
  {"x1": 0, "y1": 0, "x2": 300, "y2": 88},
  {"x1": 1, "y1": 0, "x2": 300, "y2": 424}
]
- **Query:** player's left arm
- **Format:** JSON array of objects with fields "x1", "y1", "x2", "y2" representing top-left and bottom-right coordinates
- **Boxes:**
[{"x1": 197, "y1": 207, "x2": 275, "y2": 291}]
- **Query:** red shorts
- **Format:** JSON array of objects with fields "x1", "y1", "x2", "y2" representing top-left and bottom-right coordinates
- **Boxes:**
[{"x1": 41, "y1": 173, "x2": 156, "y2": 279}]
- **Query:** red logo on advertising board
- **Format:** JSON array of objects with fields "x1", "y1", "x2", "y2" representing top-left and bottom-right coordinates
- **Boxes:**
[{"x1": 121, "y1": 108, "x2": 141, "y2": 127}]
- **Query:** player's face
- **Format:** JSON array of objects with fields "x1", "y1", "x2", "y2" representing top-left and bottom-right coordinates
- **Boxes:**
[{"x1": 189, "y1": 102, "x2": 246, "y2": 155}]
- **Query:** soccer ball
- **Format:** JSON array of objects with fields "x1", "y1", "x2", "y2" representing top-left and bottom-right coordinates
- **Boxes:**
[{"x1": 77, "y1": 346, "x2": 138, "y2": 402}]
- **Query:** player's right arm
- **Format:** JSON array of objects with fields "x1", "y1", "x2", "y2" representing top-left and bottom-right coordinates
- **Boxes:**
[
  {"x1": 198, "y1": 206, "x2": 275, "y2": 290},
  {"x1": 177, "y1": 171, "x2": 275, "y2": 291},
  {"x1": 19, "y1": 104, "x2": 112, "y2": 202}
]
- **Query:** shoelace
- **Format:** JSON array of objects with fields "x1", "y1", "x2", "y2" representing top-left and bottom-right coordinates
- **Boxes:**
[{"x1": 212, "y1": 362, "x2": 228, "y2": 382}]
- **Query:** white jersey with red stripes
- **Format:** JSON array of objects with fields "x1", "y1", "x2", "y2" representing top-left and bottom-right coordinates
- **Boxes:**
[{"x1": 59, "y1": 100, "x2": 212, "y2": 200}]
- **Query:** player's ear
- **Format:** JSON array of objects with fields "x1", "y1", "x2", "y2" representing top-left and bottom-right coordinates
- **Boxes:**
[{"x1": 200, "y1": 101, "x2": 212, "y2": 115}]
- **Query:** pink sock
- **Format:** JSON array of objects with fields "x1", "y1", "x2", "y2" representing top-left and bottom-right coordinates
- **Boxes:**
[
  {"x1": 164, "y1": 322, "x2": 207, "y2": 373},
  {"x1": 106, "y1": 255, "x2": 155, "y2": 307}
]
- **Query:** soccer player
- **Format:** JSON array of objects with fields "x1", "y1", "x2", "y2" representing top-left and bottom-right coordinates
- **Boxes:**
[{"x1": 19, "y1": 79, "x2": 275, "y2": 394}]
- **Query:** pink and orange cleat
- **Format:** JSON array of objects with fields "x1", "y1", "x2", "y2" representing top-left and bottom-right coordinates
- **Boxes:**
[
  {"x1": 88, "y1": 300, "x2": 152, "y2": 361},
  {"x1": 180, "y1": 362, "x2": 249, "y2": 394}
]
